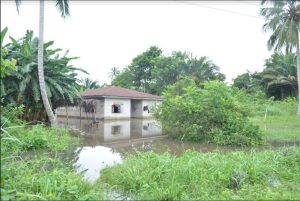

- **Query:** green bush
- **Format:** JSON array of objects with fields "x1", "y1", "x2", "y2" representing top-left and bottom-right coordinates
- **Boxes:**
[{"x1": 155, "y1": 80, "x2": 263, "y2": 146}]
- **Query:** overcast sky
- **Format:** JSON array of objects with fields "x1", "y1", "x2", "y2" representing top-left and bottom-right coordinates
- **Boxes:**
[{"x1": 1, "y1": 1, "x2": 272, "y2": 84}]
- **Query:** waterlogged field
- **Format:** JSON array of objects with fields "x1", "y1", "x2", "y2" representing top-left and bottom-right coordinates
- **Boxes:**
[{"x1": 101, "y1": 148, "x2": 300, "y2": 200}]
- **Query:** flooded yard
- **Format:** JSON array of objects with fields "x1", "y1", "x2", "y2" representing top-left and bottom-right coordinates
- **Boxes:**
[{"x1": 57, "y1": 117, "x2": 300, "y2": 182}]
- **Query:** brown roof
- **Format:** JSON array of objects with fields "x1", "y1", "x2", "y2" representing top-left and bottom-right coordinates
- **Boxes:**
[{"x1": 81, "y1": 86, "x2": 162, "y2": 100}]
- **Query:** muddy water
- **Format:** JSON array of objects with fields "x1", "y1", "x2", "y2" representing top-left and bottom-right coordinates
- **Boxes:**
[{"x1": 57, "y1": 117, "x2": 299, "y2": 182}]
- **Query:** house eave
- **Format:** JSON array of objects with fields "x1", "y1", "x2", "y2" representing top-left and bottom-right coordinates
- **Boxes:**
[{"x1": 81, "y1": 95, "x2": 163, "y2": 101}]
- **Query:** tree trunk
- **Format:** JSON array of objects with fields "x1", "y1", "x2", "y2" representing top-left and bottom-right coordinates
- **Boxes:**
[
  {"x1": 38, "y1": 0, "x2": 57, "y2": 126},
  {"x1": 297, "y1": 33, "x2": 300, "y2": 116}
]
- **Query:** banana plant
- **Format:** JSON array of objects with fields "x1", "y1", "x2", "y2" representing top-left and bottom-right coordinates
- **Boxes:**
[{"x1": 1, "y1": 29, "x2": 87, "y2": 122}]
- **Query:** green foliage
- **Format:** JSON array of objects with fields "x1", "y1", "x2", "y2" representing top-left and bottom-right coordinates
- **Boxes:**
[
  {"x1": 111, "y1": 68, "x2": 134, "y2": 89},
  {"x1": 1, "y1": 27, "x2": 16, "y2": 78},
  {"x1": 260, "y1": 0, "x2": 300, "y2": 52},
  {"x1": 79, "y1": 77, "x2": 100, "y2": 91},
  {"x1": 1, "y1": 29, "x2": 86, "y2": 121},
  {"x1": 128, "y1": 46, "x2": 162, "y2": 92},
  {"x1": 262, "y1": 52, "x2": 297, "y2": 99},
  {"x1": 232, "y1": 71, "x2": 265, "y2": 94},
  {"x1": 155, "y1": 80, "x2": 263, "y2": 146},
  {"x1": 111, "y1": 47, "x2": 225, "y2": 95},
  {"x1": 101, "y1": 148, "x2": 300, "y2": 200},
  {"x1": 1, "y1": 105, "x2": 104, "y2": 200}
]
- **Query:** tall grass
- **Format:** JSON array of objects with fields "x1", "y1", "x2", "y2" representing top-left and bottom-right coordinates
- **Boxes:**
[
  {"x1": 249, "y1": 98, "x2": 299, "y2": 141},
  {"x1": 101, "y1": 148, "x2": 300, "y2": 200}
]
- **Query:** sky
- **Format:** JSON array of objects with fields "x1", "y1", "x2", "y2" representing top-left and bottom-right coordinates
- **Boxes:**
[{"x1": 1, "y1": 1, "x2": 272, "y2": 84}]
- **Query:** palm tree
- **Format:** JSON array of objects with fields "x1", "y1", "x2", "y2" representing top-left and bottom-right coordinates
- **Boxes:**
[
  {"x1": 109, "y1": 66, "x2": 120, "y2": 81},
  {"x1": 260, "y1": 0, "x2": 300, "y2": 115},
  {"x1": 80, "y1": 77, "x2": 100, "y2": 91},
  {"x1": 262, "y1": 53, "x2": 297, "y2": 99},
  {"x1": 15, "y1": 0, "x2": 70, "y2": 125}
]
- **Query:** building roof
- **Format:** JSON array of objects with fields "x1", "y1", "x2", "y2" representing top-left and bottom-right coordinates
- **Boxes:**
[{"x1": 81, "y1": 86, "x2": 162, "y2": 100}]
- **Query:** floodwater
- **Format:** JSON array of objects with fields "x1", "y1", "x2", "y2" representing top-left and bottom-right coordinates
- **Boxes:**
[{"x1": 57, "y1": 117, "x2": 300, "y2": 182}]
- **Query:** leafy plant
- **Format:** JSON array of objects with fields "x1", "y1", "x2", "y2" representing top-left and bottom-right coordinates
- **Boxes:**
[
  {"x1": 1, "y1": 29, "x2": 86, "y2": 122},
  {"x1": 155, "y1": 80, "x2": 263, "y2": 146}
]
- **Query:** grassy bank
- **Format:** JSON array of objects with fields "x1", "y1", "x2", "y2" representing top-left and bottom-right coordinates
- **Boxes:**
[
  {"x1": 251, "y1": 115, "x2": 300, "y2": 141},
  {"x1": 101, "y1": 148, "x2": 300, "y2": 200},
  {"x1": 1, "y1": 124, "x2": 104, "y2": 200}
]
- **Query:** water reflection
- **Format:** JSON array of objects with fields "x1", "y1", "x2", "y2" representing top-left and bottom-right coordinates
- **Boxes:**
[
  {"x1": 57, "y1": 117, "x2": 164, "y2": 146},
  {"x1": 58, "y1": 117, "x2": 165, "y2": 182},
  {"x1": 74, "y1": 146, "x2": 122, "y2": 182},
  {"x1": 58, "y1": 117, "x2": 300, "y2": 182}
]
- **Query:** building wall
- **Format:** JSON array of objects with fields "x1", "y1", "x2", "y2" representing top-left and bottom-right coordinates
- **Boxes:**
[
  {"x1": 56, "y1": 98, "x2": 161, "y2": 119},
  {"x1": 56, "y1": 106, "x2": 81, "y2": 117},
  {"x1": 131, "y1": 100, "x2": 143, "y2": 118},
  {"x1": 104, "y1": 98, "x2": 131, "y2": 119},
  {"x1": 141, "y1": 100, "x2": 162, "y2": 118},
  {"x1": 56, "y1": 99, "x2": 104, "y2": 119},
  {"x1": 95, "y1": 99, "x2": 104, "y2": 119}
]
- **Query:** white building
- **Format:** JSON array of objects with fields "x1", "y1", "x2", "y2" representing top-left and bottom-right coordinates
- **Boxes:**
[{"x1": 56, "y1": 86, "x2": 163, "y2": 119}]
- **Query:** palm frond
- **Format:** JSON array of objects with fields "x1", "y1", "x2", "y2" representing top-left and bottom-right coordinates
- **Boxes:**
[
  {"x1": 15, "y1": 0, "x2": 22, "y2": 14},
  {"x1": 55, "y1": 0, "x2": 70, "y2": 18}
]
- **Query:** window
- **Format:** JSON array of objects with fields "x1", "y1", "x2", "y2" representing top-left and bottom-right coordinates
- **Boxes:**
[
  {"x1": 112, "y1": 104, "x2": 122, "y2": 113},
  {"x1": 143, "y1": 106, "x2": 148, "y2": 112},
  {"x1": 111, "y1": 125, "x2": 121, "y2": 135}
]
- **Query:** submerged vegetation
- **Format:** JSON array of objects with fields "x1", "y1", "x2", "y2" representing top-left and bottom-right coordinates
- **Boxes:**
[{"x1": 101, "y1": 148, "x2": 300, "y2": 200}]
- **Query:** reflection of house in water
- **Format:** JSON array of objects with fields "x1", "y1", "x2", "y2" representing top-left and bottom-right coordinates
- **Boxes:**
[
  {"x1": 131, "y1": 119, "x2": 162, "y2": 138},
  {"x1": 103, "y1": 120, "x2": 130, "y2": 142},
  {"x1": 56, "y1": 86, "x2": 163, "y2": 119},
  {"x1": 57, "y1": 117, "x2": 163, "y2": 146}
]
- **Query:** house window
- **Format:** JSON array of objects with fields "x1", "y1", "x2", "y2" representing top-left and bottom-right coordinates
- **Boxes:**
[
  {"x1": 143, "y1": 106, "x2": 148, "y2": 112},
  {"x1": 111, "y1": 125, "x2": 121, "y2": 135},
  {"x1": 112, "y1": 104, "x2": 122, "y2": 113},
  {"x1": 143, "y1": 105, "x2": 151, "y2": 113}
]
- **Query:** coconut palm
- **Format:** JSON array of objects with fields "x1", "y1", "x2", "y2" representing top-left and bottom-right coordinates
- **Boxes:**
[
  {"x1": 260, "y1": 0, "x2": 300, "y2": 115},
  {"x1": 109, "y1": 66, "x2": 120, "y2": 81},
  {"x1": 15, "y1": 0, "x2": 70, "y2": 125},
  {"x1": 80, "y1": 77, "x2": 100, "y2": 91}
]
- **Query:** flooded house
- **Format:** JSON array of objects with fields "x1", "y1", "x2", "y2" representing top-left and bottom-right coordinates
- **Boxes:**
[{"x1": 56, "y1": 86, "x2": 163, "y2": 120}]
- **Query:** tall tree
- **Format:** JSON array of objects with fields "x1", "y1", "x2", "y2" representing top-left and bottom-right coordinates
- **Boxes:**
[
  {"x1": 260, "y1": 0, "x2": 300, "y2": 115},
  {"x1": 15, "y1": 0, "x2": 70, "y2": 125},
  {"x1": 128, "y1": 46, "x2": 162, "y2": 92}
]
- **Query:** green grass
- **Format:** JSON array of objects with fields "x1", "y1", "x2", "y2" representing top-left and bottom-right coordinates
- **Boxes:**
[
  {"x1": 251, "y1": 115, "x2": 300, "y2": 141},
  {"x1": 1, "y1": 124, "x2": 104, "y2": 201},
  {"x1": 101, "y1": 148, "x2": 300, "y2": 200}
]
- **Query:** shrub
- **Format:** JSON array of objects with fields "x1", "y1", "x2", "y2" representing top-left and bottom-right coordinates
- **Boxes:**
[{"x1": 155, "y1": 80, "x2": 263, "y2": 146}]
